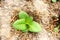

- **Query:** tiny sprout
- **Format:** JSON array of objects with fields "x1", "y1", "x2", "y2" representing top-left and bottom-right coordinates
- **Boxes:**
[
  {"x1": 54, "y1": 27, "x2": 59, "y2": 32},
  {"x1": 52, "y1": 0, "x2": 57, "y2": 2}
]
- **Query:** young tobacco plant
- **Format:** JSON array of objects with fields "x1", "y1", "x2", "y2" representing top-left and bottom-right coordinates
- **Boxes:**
[
  {"x1": 54, "y1": 24, "x2": 60, "y2": 32},
  {"x1": 54, "y1": 27, "x2": 59, "y2": 32},
  {"x1": 13, "y1": 11, "x2": 42, "y2": 32},
  {"x1": 52, "y1": 0, "x2": 57, "y2": 2}
]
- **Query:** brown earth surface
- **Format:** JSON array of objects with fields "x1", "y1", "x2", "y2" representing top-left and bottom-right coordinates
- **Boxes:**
[{"x1": 0, "y1": 0, "x2": 60, "y2": 40}]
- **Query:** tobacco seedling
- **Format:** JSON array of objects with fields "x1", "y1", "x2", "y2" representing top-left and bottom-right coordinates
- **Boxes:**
[
  {"x1": 13, "y1": 11, "x2": 42, "y2": 32},
  {"x1": 54, "y1": 24, "x2": 60, "y2": 32},
  {"x1": 54, "y1": 27, "x2": 59, "y2": 32},
  {"x1": 52, "y1": 0, "x2": 57, "y2": 2}
]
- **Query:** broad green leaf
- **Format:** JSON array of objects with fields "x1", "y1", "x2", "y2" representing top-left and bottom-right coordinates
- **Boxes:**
[
  {"x1": 19, "y1": 11, "x2": 29, "y2": 19},
  {"x1": 54, "y1": 27, "x2": 59, "y2": 32},
  {"x1": 13, "y1": 24, "x2": 27, "y2": 30},
  {"x1": 13, "y1": 19, "x2": 25, "y2": 25},
  {"x1": 26, "y1": 16, "x2": 33, "y2": 24},
  {"x1": 28, "y1": 21, "x2": 42, "y2": 32},
  {"x1": 52, "y1": 0, "x2": 57, "y2": 2},
  {"x1": 13, "y1": 19, "x2": 26, "y2": 30}
]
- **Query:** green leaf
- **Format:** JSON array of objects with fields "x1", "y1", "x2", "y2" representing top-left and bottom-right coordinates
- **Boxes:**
[
  {"x1": 19, "y1": 11, "x2": 29, "y2": 19},
  {"x1": 54, "y1": 27, "x2": 59, "y2": 32},
  {"x1": 52, "y1": 0, "x2": 57, "y2": 2},
  {"x1": 13, "y1": 19, "x2": 25, "y2": 24},
  {"x1": 13, "y1": 24, "x2": 27, "y2": 30},
  {"x1": 26, "y1": 16, "x2": 33, "y2": 24},
  {"x1": 13, "y1": 19, "x2": 27, "y2": 30},
  {"x1": 19, "y1": 11, "x2": 33, "y2": 24},
  {"x1": 28, "y1": 21, "x2": 42, "y2": 32}
]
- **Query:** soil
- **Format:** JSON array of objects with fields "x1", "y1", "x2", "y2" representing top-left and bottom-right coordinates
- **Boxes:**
[{"x1": 0, "y1": 0, "x2": 60, "y2": 40}]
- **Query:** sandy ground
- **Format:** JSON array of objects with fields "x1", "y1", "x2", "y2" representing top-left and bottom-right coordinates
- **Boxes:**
[{"x1": 0, "y1": 0, "x2": 59, "y2": 40}]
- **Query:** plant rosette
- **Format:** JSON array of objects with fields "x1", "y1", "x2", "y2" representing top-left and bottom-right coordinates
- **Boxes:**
[{"x1": 13, "y1": 11, "x2": 42, "y2": 32}]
